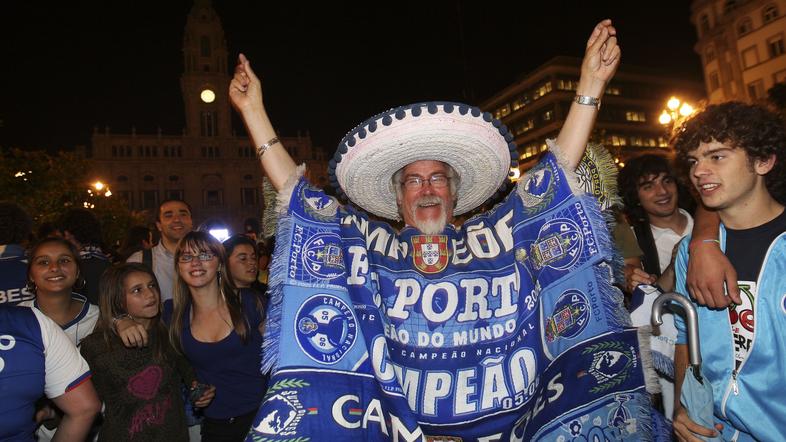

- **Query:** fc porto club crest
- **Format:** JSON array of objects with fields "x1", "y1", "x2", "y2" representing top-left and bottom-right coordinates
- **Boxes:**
[
  {"x1": 529, "y1": 219, "x2": 582, "y2": 270},
  {"x1": 302, "y1": 232, "x2": 345, "y2": 280},
  {"x1": 545, "y1": 290, "x2": 591, "y2": 342},
  {"x1": 517, "y1": 164, "x2": 555, "y2": 213},
  {"x1": 411, "y1": 235, "x2": 449, "y2": 274},
  {"x1": 295, "y1": 294, "x2": 357, "y2": 365},
  {"x1": 581, "y1": 340, "x2": 637, "y2": 394}
]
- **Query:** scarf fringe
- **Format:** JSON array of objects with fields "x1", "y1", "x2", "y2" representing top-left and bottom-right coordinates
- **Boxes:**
[
  {"x1": 260, "y1": 211, "x2": 296, "y2": 375},
  {"x1": 637, "y1": 326, "x2": 661, "y2": 395}
]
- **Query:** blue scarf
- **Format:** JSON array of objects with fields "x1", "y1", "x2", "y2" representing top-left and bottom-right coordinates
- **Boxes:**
[{"x1": 248, "y1": 150, "x2": 666, "y2": 441}]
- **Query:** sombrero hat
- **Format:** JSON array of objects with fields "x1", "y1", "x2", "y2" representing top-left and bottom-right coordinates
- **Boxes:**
[{"x1": 328, "y1": 102, "x2": 518, "y2": 220}]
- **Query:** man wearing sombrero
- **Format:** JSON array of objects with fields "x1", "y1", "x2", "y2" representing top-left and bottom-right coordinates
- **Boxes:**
[{"x1": 231, "y1": 20, "x2": 664, "y2": 441}]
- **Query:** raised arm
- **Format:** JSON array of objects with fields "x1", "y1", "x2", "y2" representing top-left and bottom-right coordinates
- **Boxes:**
[
  {"x1": 230, "y1": 53, "x2": 298, "y2": 190},
  {"x1": 556, "y1": 19, "x2": 621, "y2": 170}
]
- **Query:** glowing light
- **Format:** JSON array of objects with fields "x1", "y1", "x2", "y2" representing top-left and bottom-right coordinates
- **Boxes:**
[
  {"x1": 679, "y1": 103, "x2": 694, "y2": 117},
  {"x1": 104, "y1": 190, "x2": 112, "y2": 197},
  {"x1": 93, "y1": 181, "x2": 105, "y2": 191},
  {"x1": 14, "y1": 171, "x2": 25, "y2": 177},
  {"x1": 209, "y1": 228, "x2": 230, "y2": 242},
  {"x1": 658, "y1": 111, "x2": 672, "y2": 125},
  {"x1": 667, "y1": 97, "x2": 680, "y2": 111},
  {"x1": 200, "y1": 89, "x2": 216, "y2": 103}
]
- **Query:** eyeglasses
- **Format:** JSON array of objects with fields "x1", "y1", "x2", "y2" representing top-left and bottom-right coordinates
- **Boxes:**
[
  {"x1": 401, "y1": 174, "x2": 450, "y2": 190},
  {"x1": 178, "y1": 252, "x2": 215, "y2": 263}
]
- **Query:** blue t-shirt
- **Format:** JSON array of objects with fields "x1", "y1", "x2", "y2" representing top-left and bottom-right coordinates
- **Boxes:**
[
  {"x1": 164, "y1": 289, "x2": 267, "y2": 419},
  {"x1": 0, "y1": 244, "x2": 34, "y2": 305},
  {"x1": 0, "y1": 306, "x2": 91, "y2": 441}
]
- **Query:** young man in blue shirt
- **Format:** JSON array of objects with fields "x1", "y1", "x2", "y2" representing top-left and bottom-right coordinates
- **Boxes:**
[{"x1": 672, "y1": 102, "x2": 786, "y2": 441}]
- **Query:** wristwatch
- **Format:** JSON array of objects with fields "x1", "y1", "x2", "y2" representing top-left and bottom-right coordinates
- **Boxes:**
[{"x1": 574, "y1": 95, "x2": 601, "y2": 110}]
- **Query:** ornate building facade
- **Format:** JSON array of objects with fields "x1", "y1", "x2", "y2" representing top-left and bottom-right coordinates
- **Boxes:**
[
  {"x1": 85, "y1": 0, "x2": 327, "y2": 230},
  {"x1": 691, "y1": 0, "x2": 786, "y2": 103}
]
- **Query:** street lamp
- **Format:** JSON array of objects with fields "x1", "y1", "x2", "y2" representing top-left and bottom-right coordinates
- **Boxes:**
[{"x1": 659, "y1": 96, "x2": 696, "y2": 135}]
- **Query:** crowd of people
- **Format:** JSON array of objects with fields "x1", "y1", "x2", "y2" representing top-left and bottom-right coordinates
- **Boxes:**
[
  {"x1": 2, "y1": 16, "x2": 786, "y2": 442},
  {"x1": 1, "y1": 200, "x2": 271, "y2": 441}
]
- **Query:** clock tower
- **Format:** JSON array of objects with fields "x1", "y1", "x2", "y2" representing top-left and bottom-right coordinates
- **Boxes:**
[{"x1": 181, "y1": 0, "x2": 231, "y2": 138}]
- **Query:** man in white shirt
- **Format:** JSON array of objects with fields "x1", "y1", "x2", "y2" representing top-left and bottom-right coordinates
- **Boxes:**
[
  {"x1": 618, "y1": 153, "x2": 693, "y2": 420},
  {"x1": 127, "y1": 199, "x2": 193, "y2": 302}
]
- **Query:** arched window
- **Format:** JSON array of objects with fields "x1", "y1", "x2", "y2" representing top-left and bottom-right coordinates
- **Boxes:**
[
  {"x1": 737, "y1": 17, "x2": 753, "y2": 36},
  {"x1": 763, "y1": 4, "x2": 779, "y2": 23}
]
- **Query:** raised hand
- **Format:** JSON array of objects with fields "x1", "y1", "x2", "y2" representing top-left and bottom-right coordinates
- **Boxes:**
[
  {"x1": 229, "y1": 53, "x2": 264, "y2": 117},
  {"x1": 579, "y1": 19, "x2": 621, "y2": 97}
]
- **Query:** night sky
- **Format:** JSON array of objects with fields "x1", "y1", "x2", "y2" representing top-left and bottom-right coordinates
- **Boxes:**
[{"x1": 1, "y1": 1, "x2": 702, "y2": 152}]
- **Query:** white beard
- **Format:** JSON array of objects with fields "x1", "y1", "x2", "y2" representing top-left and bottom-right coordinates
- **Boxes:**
[{"x1": 409, "y1": 195, "x2": 448, "y2": 235}]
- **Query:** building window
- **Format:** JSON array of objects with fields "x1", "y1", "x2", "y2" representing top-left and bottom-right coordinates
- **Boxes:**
[
  {"x1": 238, "y1": 146, "x2": 254, "y2": 158},
  {"x1": 625, "y1": 111, "x2": 646, "y2": 122},
  {"x1": 763, "y1": 4, "x2": 779, "y2": 23},
  {"x1": 200, "y1": 36, "x2": 211, "y2": 57},
  {"x1": 112, "y1": 146, "x2": 118, "y2": 157},
  {"x1": 605, "y1": 86, "x2": 621, "y2": 96},
  {"x1": 705, "y1": 45, "x2": 716, "y2": 63},
  {"x1": 737, "y1": 17, "x2": 753, "y2": 36},
  {"x1": 494, "y1": 104, "x2": 511, "y2": 119},
  {"x1": 742, "y1": 46, "x2": 760, "y2": 68},
  {"x1": 533, "y1": 82, "x2": 552, "y2": 100},
  {"x1": 200, "y1": 111, "x2": 217, "y2": 137},
  {"x1": 118, "y1": 191, "x2": 133, "y2": 209},
  {"x1": 748, "y1": 79, "x2": 765, "y2": 99},
  {"x1": 768, "y1": 35, "x2": 785, "y2": 58},
  {"x1": 775, "y1": 69, "x2": 786, "y2": 83},
  {"x1": 126, "y1": 146, "x2": 132, "y2": 157},
  {"x1": 556, "y1": 79, "x2": 579, "y2": 91},
  {"x1": 117, "y1": 175, "x2": 128, "y2": 182},
  {"x1": 241, "y1": 188, "x2": 258, "y2": 206},
  {"x1": 607, "y1": 135, "x2": 627, "y2": 146},
  {"x1": 542, "y1": 110, "x2": 553, "y2": 122},
  {"x1": 138, "y1": 146, "x2": 143, "y2": 157},
  {"x1": 143, "y1": 175, "x2": 155, "y2": 182},
  {"x1": 515, "y1": 119, "x2": 535, "y2": 135},
  {"x1": 700, "y1": 14, "x2": 710, "y2": 35},
  {"x1": 177, "y1": 146, "x2": 182, "y2": 157},
  {"x1": 141, "y1": 190, "x2": 158, "y2": 210},
  {"x1": 169, "y1": 175, "x2": 179, "y2": 182},
  {"x1": 201, "y1": 146, "x2": 220, "y2": 158},
  {"x1": 204, "y1": 190, "x2": 223, "y2": 207},
  {"x1": 709, "y1": 71, "x2": 721, "y2": 91},
  {"x1": 166, "y1": 189, "x2": 184, "y2": 201}
]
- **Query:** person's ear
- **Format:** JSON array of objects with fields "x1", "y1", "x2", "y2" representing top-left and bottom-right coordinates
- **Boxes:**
[{"x1": 754, "y1": 154, "x2": 776, "y2": 175}]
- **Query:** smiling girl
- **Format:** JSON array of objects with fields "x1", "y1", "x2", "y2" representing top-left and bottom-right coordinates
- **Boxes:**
[{"x1": 79, "y1": 263, "x2": 214, "y2": 441}]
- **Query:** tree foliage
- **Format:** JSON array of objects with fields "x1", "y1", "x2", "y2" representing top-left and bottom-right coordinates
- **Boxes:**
[{"x1": 0, "y1": 148, "x2": 143, "y2": 247}]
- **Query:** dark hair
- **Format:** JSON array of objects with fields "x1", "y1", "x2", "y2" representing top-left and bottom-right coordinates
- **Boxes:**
[
  {"x1": 60, "y1": 208, "x2": 103, "y2": 247},
  {"x1": 243, "y1": 218, "x2": 260, "y2": 235},
  {"x1": 96, "y1": 263, "x2": 168, "y2": 361},
  {"x1": 118, "y1": 225, "x2": 152, "y2": 261},
  {"x1": 157, "y1": 199, "x2": 192, "y2": 222},
  {"x1": 170, "y1": 231, "x2": 248, "y2": 353},
  {"x1": 222, "y1": 234, "x2": 257, "y2": 257},
  {"x1": 0, "y1": 202, "x2": 32, "y2": 245},
  {"x1": 673, "y1": 102, "x2": 786, "y2": 203},
  {"x1": 27, "y1": 237, "x2": 84, "y2": 292},
  {"x1": 618, "y1": 154, "x2": 680, "y2": 222}
]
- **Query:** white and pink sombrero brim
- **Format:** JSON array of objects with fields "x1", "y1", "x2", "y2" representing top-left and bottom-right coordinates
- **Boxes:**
[{"x1": 329, "y1": 102, "x2": 518, "y2": 220}]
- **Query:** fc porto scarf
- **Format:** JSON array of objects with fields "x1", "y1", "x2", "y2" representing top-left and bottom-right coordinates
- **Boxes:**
[{"x1": 247, "y1": 148, "x2": 664, "y2": 441}]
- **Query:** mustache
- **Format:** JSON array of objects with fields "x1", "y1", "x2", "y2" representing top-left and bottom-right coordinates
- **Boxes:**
[{"x1": 415, "y1": 195, "x2": 443, "y2": 207}]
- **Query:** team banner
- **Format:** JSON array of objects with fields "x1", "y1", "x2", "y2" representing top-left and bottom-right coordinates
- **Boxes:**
[{"x1": 248, "y1": 151, "x2": 664, "y2": 441}]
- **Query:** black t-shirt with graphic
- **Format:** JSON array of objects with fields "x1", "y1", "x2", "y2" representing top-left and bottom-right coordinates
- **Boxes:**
[{"x1": 725, "y1": 208, "x2": 786, "y2": 369}]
